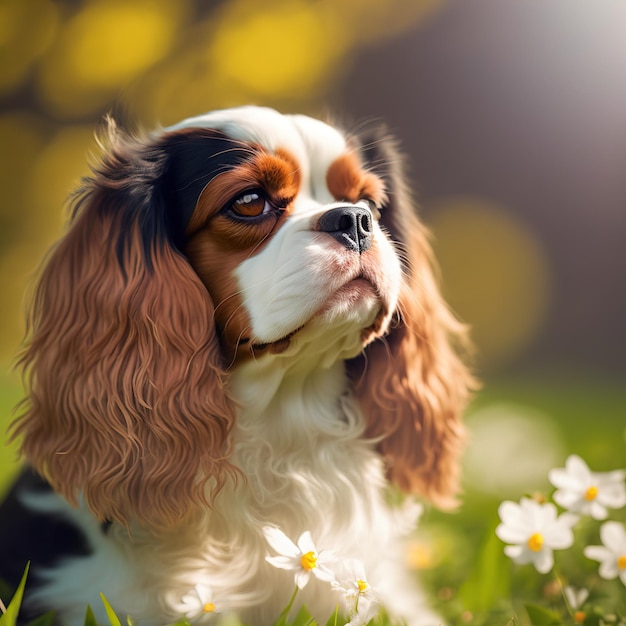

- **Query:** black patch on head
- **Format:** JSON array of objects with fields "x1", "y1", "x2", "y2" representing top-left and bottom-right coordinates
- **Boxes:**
[
  {"x1": 157, "y1": 128, "x2": 253, "y2": 251},
  {"x1": 81, "y1": 126, "x2": 252, "y2": 273}
]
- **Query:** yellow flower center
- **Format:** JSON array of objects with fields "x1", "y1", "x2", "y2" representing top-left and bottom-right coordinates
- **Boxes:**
[
  {"x1": 574, "y1": 611, "x2": 586, "y2": 624},
  {"x1": 357, "y1": 579, "x2": 369, "y2": 593},
  {"x1": 618, "y1": 554, "x2": 626, "y2": 570},
  {"x1": 584, "y1": 485, "x2": 598, "y2": 501},
  {"x1": 527, "y1": 533, "x2": 544, "y2": 552},
  {"x1": 300, "y1": 551, "x2": 318, "y2": 571},
  {"x1": 203, "y1": 602, "x2": 215, "y2": 613}
]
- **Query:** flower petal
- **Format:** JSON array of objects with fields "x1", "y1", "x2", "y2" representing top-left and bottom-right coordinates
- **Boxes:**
[
  {"x1": 538, "y1": 501, "x2": 559, "y2": 526},
  {"x1": 597, "y1": 483, "x2": 626, "y2": 509},
  {"x1": 312, "y1": 563, "x2": 335, "y2": 583},
  {"x1": 589, "y1": 501, "x2": 609, "y2": 520},
  {"x1": 504, "y1": 544, "x2": 527, "y2": 562},
  {"x1": 296, "y1": 530, "x2": 317, "y2": 555},
  {"x1": 598, "y1": 559, "x2": 619, "y2": 580},
  {"x1": 498, "y1": 501, "x2": 528, "y2": 529},
  {"x1": 583, "y1": 545, "x2": 612, "y2": 563},
  {"x1": 519, "y1": 498, "x2": 551, "y2": 530},
  {"x1": 564, "y1": 586, "x2": 589, "y2": 610},
  {"x1": 557, "y1": 512, "x2": 580, "y2": 529},
  {"x1": 266, "y1": 555, "x2": 299, "y2": 570},
  {"x1": 553, "y1": 490, "x2": 583, "y2": 509},
  {"x1": 600, "y1": 521, "x2": 626, "y2": 550},
  {"x1": 295, "y1": 569, "x2": 311, "y2": 590},
  {"x1": 263, "y1": 526, "x2": 300, "y2": 558},
  {"x1": 533, "y1": 548, "x2": 554, "y2": 574},
  {"x1": 496, "y1": 523, "x2": 529, "y2": 544},
  {"x1": 566, "y1": 455, "x2": 592, "y2": 482},
  {"x1": 549, "y1": 468, "x2": 583, "y2": 491},
  {"x1": 544, "y1": 526, "x2": 574, "y2": 550},
  {"x1": 195, "y1": 584, "x2": 213, "y2": 605}
]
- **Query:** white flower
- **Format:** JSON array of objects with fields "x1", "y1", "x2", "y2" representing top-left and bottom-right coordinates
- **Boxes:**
[
  {"x1": 180, "y1": 584, "x2": 219, "y2": 622},
  {"x1": 331, "y1": 559, "x2": 381, "y2": 626},
  {"x1": 584, "y1": 521, "x2": 626, "y2": 587},
  {"x1": 263, "y1": 526, "x2": 335, "y2": 589},
  {"x1": 564, "y1": 586, "x2": 589, "y2": 610},
  {"x1": 496, "y1": 497, "x2": 578, "y2": 573},
  {"x1": 549, "y1": 454, "x2": 626, "y2": 520}
]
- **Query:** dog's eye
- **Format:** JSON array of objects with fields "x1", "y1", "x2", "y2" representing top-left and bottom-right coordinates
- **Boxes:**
[{"x1": 230, "y1": 191, "x2": 273, "y2": 218}]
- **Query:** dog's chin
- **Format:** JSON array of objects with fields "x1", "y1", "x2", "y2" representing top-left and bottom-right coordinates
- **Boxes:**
[
  {"x1": 316, "y1": 277, "x2": 381, "y2": 323},
  {"x1": 250, "y1": 279, "x2": 384, "y2": 358}
]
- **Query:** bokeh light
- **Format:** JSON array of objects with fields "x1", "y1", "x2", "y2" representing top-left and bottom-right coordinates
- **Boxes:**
[
  {"x1": 429, "y1": 197, "x2": 551, "y2": 370},
  {"x1": 0, "y1": 0, "x2": 59, "y2": 95},
  {"x1": 207, "y1": 0, "x2": 347, "y2": 98},
  {"x1": 25, "y1": 125, "x2": 95, "y2": 231},
  {"x1": 36, "y1": 0, "x2": 187, "y2": 117},
  {"x1": 464, "y1": 403, "x2": 565, "y2": 498}
]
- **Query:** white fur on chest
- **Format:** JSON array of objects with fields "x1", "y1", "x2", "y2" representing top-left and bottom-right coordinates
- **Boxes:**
[{"x1": 28, "y1": 358, "x2": 431, "y2": 626}]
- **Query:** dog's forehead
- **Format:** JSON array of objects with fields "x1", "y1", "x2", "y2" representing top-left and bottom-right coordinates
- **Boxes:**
[{"x1": 166, "y1": 106, "x2": 347, "y2": 196}]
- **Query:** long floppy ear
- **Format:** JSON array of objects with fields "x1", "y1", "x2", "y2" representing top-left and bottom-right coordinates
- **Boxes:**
[
  {"x1": 348, "y1": 130, "x2": 477, "y2": 508},
  {"x1": 11, "y1": 120, "x2": 239, "y2": 530}
]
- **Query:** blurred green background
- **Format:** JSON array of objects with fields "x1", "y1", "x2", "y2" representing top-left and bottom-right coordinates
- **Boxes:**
[{"x1": 0, "y1": 0, "x2": 625, "y2": 621}]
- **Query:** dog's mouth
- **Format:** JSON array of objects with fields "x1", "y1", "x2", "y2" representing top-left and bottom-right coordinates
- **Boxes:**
[
  {"x1": 248, "y1": 325, "x2": 304, "y2": 355},
  {"x1": 240, "y1": 275, "x2": 387, "y2": 358}
]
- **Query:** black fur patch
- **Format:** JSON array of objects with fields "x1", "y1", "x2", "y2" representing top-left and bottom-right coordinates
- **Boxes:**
[{"x1": 0, "y1": 471, "x2": 91, "y2": 621}]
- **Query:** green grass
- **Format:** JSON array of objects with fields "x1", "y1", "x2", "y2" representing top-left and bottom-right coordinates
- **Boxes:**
[
  {"x1": 418, "y1": 371, "x2": 626, "y2": 626},
  {"x1": 0, "y1": 369, "x2": 22, "y2": 500}
]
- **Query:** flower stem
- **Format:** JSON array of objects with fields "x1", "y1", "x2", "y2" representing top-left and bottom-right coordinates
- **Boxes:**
[
  {"x1": 553, "y1": 566, "x2": 576, "y2": 622},
  {"x1": 277, "y1": 584, "x2": 299, "y2": 623}
]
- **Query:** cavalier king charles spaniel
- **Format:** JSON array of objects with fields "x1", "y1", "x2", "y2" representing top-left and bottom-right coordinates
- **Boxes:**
[{"x1": 0, "y1": 106, "x2": 474, "y2": 626}]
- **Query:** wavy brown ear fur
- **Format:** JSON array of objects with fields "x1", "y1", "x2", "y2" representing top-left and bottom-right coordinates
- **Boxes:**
[
  {"x1": 11, "y1": 120, "x2": 237, "y2": 530},
  {"x1": 348, "y1": 130, "x2": 476, "y2": 508}
]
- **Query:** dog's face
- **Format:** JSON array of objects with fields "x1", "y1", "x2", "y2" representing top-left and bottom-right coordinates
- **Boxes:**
[
  {"x1": 170, "y1": 108, "x2": 402, "y2": 363},
  {"x1": 13, "y1": 106, "x2": 473, "y2": 530}
]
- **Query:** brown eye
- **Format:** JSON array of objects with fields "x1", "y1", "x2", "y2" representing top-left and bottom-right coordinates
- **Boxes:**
[{"x1": 230, "y1": 191, "x2": 271, "y2": 218}]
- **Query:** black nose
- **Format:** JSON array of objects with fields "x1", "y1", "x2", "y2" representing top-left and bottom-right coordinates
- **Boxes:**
[{"x1": 317, "y1": 206, "x2": 373, "y2": 254}]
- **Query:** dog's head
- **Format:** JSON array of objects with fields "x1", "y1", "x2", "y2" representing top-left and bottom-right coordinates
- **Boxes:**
[{"x1": 13, "y1": 107, "x2": 474, "y2": 529}]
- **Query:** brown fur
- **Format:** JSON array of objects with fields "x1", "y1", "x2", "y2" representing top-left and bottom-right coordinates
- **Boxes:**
[
  {"x1": 11, "y1": 125, "x2": 239, "y2": 530},
  {"x1": 348, "y1": 133, "x2": 477, "y2": 507},
  {"x1": 326, "y1": 151, "x2": 386, "y2": 205}
]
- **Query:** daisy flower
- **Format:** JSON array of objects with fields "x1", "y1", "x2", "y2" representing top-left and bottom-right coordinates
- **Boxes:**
[
  {"x1": 564, "y1": 585, "x2": 589, "y2": 610},
  {"x1": 180, "y1": 584, "x2": 219, "y2": 623},
  {"x1": 496, "y1": 497, "x2": 577, "y2": 573},
  {"x1": 549, "y1": 454, "x2": 626, "y2": 520},
  {"x1": 583, "y1": 521, "x2": 626, "y2": 587},
  {"x1": 263, "y1": 526, "x2": 335, "y2": 589},
  {"x1": 331, "y1": 559, "x2": 381, "y2": 626},
  {"x1": 564, "y1": 586, "x2": 589, "y2": 624}
]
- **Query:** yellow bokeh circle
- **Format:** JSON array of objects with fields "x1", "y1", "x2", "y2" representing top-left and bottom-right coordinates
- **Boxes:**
[
  {"x1": 207, "y1": 0, "x2": 347, "y2": 97},
  {"x1": 36, "y1": 0, "x2": 186, "y2": 116},
  {"x1": 429, "y1": 197, "x2": 551, "y2": 369}
]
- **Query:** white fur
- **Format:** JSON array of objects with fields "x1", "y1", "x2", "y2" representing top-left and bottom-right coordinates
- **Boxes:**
[
  {"x1": 25, "y1": 108, "x2": 441, "y2": 626},
  {"x1": 27, "y1": 358, "x2": 439, "y2": 626}
]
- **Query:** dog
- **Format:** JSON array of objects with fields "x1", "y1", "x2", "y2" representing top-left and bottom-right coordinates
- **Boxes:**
[{"x1": 0, "y1": 106, "x2": 474, "y2": 625}]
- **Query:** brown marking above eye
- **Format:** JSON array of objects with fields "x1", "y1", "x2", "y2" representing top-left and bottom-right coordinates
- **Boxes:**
[
  {"x1": 186, "y1": 146, "x2": 301, "y2": 236},
  {"x1": 326, "y1": 152, "x2": 387, "y2": 207}
]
